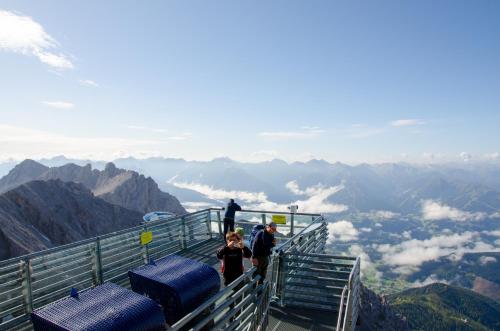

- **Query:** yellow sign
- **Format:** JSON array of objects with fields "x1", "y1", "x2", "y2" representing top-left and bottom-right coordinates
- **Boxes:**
[
  {"x1": 140, "y1": 231, "x2": 153, "y2": 245},
  {"x1": 272, "y1": 215, "x2": 287, "y2": 225}
]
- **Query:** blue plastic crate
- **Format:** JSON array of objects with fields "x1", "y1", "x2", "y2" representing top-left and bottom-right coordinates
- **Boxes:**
[
  {"x1": 31, "y1": 282, "x2": 166, "y2": 331},
  {"x1": 128, "y1": 255, "x2": 220, "y2": 325}
]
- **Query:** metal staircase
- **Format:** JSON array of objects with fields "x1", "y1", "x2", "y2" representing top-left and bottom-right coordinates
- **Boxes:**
[{"x1": 0, "y1": 208, "x2": 360, "y2": 331}]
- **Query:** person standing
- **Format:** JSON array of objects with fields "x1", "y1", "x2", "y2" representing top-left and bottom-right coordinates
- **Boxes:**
[
  {"x1": 216, "y1": 232, "x2": 252, "y2": 286},
  {"x1": 223, "y1": 199, "x2": 242, "y2": 236},
  {"x1": 251, "y1": 222, "x2": 277, "y2": 284}
]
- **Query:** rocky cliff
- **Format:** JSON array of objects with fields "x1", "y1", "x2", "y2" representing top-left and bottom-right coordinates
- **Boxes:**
[
  {"x1": 0, "y1": 160, "x2": 186, "y2": 215},
  {"x1": 0, "y1": 180, "x2": 143, "y2": 260}
]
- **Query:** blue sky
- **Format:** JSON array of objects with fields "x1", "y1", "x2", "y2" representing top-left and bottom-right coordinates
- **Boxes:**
[{"x1": 0, "y1": 1, "x2": 499, "y2": 163}]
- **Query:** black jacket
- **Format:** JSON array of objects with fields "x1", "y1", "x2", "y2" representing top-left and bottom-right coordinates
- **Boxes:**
[
  {"x1": 251, "y1": 229, "x2": 275, "y2": 258},
  {"x1": 224, "y1": 202, "x2": 242, "y2": 219},
  {"x1": 217, "y1": 245, "x2": 252, "y2": 285}
]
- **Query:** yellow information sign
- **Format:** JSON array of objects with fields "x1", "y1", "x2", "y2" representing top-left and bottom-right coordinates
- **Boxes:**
[
  {"x1": 140, "y1": 231, "x2": 153, "y2": 245},
  {"x1": 272, "y1": 215, "x2": 287, "y2": 225}
]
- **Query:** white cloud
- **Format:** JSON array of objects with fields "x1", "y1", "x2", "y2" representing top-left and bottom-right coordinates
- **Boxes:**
[
  {"x1": 412, "y1": 274, "x2": 449, "y2": 288},
  {"x1": 42, "y1": 101, "x2": 74, "y2": 110},
  {"x1": 258, "y1": 127, "x2": 324, "y2": 140},
  {"x1": 348, "y1": 244, "x2": 382, "y2": 282},
  {"x1": 172, "y1": 181, "x2": 348, "y2": 214},
  {"x1": 327, "y1": 221, "x2": 359, "y2": 242},
  {"x1": 422, "y1": 200, "x2": 487, "y2": 222},
  {"x1": 479, "y1": 256, "x2": 497, "y2": 265},
  {"x1": 362, "y1": 210, "x2": 399, "y2": 220},
  {"x1": 483, "y1": 230, "x2": 500, "y2": 237},
  {"x1": 460, "y1": 152, "x2": 472, "y2": 162},
  {"x1": 390, "y1": 119, "x2": 425, "y2": 127},
  {"x1": 0, "y1": 10, "x2": 73, "y2": 69},
  {"x1": 79, "y1": 79, "x2": 99, "y2": 87},
  {"x1": 483, "y1": 152, "x2": 499, "y2": 160},
  {"x1": 375, "y1": 231, "x2": 500, "y2": 274},
  {"x1": 360, "y1": 227, "x2": 372, "y2": 232}
]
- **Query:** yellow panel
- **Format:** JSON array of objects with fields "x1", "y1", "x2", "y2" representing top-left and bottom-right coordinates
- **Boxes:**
[
  {"x1": 272, "y1": 215, "x2": 287, "y2": 224},
  {"x1": 140, "y1": 231, "x2": 153, "y2": 245}
]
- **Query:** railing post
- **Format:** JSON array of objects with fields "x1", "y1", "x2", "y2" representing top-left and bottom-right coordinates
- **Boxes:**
[
  {"x1": 91, "y1": 237, "x2": 104, "y2": 285},
  {"x1": 21, "y1": 258, "x2": 33, "y2": 313},
  {"x1": 207, "y1": 211, "x2": 213, "y2": 239},
  {"x1": 277, "y1": 252, "x2": 287, "y2": 307},
  {"x1": 261, "y1": 213, "x2": 266, "y2": 225},
  {"x1": 216, "y1": 210, "x2": 223, "y2": 238},
  {"x1": 142, "y1": 224, "x2": 150, "y2": 264},
  {"x1": 180, "y1": 216, "x2": 187, "y2": 249},
  {"x1": 290, "y1": 213, "x2": 295, "y2": 236}
]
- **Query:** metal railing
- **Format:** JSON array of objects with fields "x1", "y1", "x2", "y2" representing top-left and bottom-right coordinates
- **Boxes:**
[
  {"x1": 0, "y1": 209, "x2": 213, "y2": 330},
  {"x1": 0, "y1": 207, "x2": 360, "y2": 331}
]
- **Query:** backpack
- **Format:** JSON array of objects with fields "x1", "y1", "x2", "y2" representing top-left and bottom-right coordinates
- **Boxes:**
[{"x1": 249, "y1": 224, "x2": 265, "y2": 250}]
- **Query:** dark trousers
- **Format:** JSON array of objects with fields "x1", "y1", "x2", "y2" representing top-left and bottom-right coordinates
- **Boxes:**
[
  {"x1": 253, "y1": 256, "x2": 269, "y2": 284},
  {"x1": 223, "y1": 217, "x2": 234, "y2": 236}
]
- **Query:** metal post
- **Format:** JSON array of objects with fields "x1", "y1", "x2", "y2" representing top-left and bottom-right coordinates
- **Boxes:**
[
  {"x1": 21, "y1": 258, "x2": 33, "y2": 313},
  {"x1": 217, "y1": 210, "x2": 223, "y2": 238},
  {"x1": 290, "y1": 213, "x2": 295, "y2": 237},
  {"x1": 261, "y1": 213, "x2": 266, "y2": 225},
  {"x1": 207, "y1": 211, "x2": 213, "y2": 239},
  {"x1": 91, "y1": 237, "x2": 104, "y2": 285},
  {"x1": 180, "y1": 216, "x2": 186, "y2": 249},
  {"x1": 277, "y1": 252, "x2": 287, "y2": 307},
  {"x1": 142, "y1": 224, "x2": 150, "y2": 264}
]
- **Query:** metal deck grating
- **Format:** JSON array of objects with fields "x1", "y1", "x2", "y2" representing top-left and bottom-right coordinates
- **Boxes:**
[{"x1": 268, "y1": 305, "x2": 337, "y2": 331}]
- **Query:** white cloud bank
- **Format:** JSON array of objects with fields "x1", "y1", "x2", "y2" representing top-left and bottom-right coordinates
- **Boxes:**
[
  {"x1": 0, "y1": 10, "x2": 73, "y2": 69},
  {"x1": 172, "y1": 180, "x2": 348, "y2": 214},
  {"x1": 422, "y1": 200, "x2": 487, "y2": 221},
  {"x1": 376, "y1": 231, "x2": 499, "y2": 274},
  {"x1": 327, "y1": 221, "x2": 359, "y2": 242},
  {"x1": 79, "y1": 79, "x2": 99, "y2": 87}
]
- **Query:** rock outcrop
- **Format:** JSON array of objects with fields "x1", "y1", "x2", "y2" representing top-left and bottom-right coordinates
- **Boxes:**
[
  {"x1": 357, "y1": 284, "x2": 409, "y2": 331},
  {"x1": 0, "y1": 180, "x2": 143, "y2": 260}
]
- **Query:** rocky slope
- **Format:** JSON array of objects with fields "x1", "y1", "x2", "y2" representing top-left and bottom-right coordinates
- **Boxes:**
[
  {"x1": 0, "y1": 180, "x2": 143, "y2": 260},
  {"x1": 0, "y1": 160, "x2": 186, "y2": 215},
  {"x1": 357, "y1": 284, "x2": 409, "y2": 331}
]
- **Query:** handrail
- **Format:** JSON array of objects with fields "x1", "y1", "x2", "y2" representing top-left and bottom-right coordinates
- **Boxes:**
[
  {"x1": 277, "y1": 215, "x2": 324, "y2": 253},
  {"x1": 169, "y1": 267, "x2": 257, "y2": 330},
  {"x1": 211, "y1": 207, "x2": 321, "y2": 217},
  {"x1": 336, "y1": 286, "x2": 348, "y2": 331}
]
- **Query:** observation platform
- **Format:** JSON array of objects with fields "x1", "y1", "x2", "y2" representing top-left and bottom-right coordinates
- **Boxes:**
[{"x1": 0, "y1": 208, "x2": 360, "y2": 331}]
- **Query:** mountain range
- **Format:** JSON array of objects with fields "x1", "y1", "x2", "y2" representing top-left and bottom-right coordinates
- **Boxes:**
[{"x1": 0, "y1": 159, "x2": 186, "y2": 215}]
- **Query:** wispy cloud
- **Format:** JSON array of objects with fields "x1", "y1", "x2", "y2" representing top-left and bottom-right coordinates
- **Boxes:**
[
  {"x1": 422, "y1": 200, "x2": 487, "y2": 221},
  {"x1": 79, "y1": 79, "x2": 99, "y2": 87},
  {"x1": 390, "y1": 119, "x2": 425, "y2": 127},
  {"x1": 0, "y1": 10, "x2": 73, "y2": 69},
  {"x1": 42, "y1": 101, "x2": 75, "y2": 110},
  {"x1": 172, "y1": 180, "x2": 348, "y2": 214},
  {"x1": 258, "y1": 127, "x2": 324, "y2": 140},
  {"x1": 0, "y1": 123, "x2": 176, "y2": 160},
  {"x1": 125, "y1": 125, "x2": 167, "y2": 133}
]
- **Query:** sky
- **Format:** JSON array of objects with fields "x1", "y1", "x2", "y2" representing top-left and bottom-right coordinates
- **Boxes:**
[{"x1": 0, "y1": 0, "x2": 499, "y2": 164}]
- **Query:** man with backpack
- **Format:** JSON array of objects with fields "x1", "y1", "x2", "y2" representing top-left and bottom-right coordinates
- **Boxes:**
[
  {"x1": 251, "y1": 222, "x2": 277, "y2": 284},
  {"x1": 223, "y1": 199, "x2": 242, "y2": 236}
]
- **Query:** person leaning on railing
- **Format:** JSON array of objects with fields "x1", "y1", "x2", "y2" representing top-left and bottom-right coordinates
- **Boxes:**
[
  {"x1": 251, "y1": 222, "x2": 277, "y2": 284},
  {"x1": 222, "y1": 199, "x2": 242, "y2": 236}
]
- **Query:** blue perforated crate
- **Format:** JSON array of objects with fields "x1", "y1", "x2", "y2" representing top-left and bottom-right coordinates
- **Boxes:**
[
  {"x1": 128, "y1": 255, "x2": 220, "y2": 325},
  {"x1": 31, "y1": 282, "x2": 166, "y2": 331}
]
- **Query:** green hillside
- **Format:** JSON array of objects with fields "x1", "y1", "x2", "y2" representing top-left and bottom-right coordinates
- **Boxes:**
[{"x1": 387, "y1": 283, "x2": 500, "y2": 331}]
